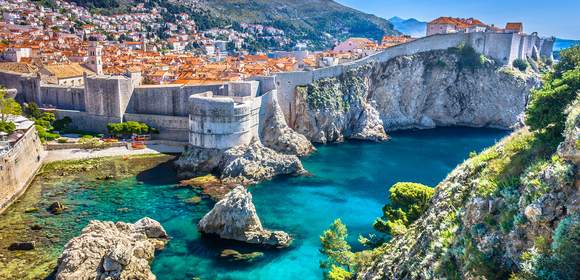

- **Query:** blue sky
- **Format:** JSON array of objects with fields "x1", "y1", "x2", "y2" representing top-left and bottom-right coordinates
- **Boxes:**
[{"x1": 336, "y1": 0, "x2": 580, "y2": 39}]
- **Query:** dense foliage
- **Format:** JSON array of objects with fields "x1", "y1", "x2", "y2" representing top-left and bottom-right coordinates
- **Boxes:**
[
  {"x1": 526, "y1": 46, "x2": 580, "y2": 143},
  {"x1": 320, "y1": 219, "x2": 353, "y2": 274},
  {"x1": 448, "y1": 44, "x2": 487, "y2": 71},
  {"x1": 0, "y1": 90, "x2": 22, "y2": 122},
  {"x1": 373, "y1": 182, "x2": 434, "y2": 236},
  {"x1": 107, "y1": 121, "x2": 151, "y2": 137},
  {"x1": 0, "y1": 121, "x2": 15, "y2": 134},
  {"x1": 513, "y1": 58, "x2": 529, "y2": 71}
]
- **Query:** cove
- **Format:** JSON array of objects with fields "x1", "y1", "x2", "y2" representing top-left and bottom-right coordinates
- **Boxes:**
[{"x1": 3, "y1": 127, "x2": 508, "y2": 280}]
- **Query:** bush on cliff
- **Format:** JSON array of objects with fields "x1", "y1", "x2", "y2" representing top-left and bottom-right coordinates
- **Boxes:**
[
  {"x1": 526, "y1": 46, "x2": 580, "y2": 143},
  {"x1": 513, "y1": 58, "x2": 529, "y2": 71},
  {"x1": 448, "y1": 44, "x2": 486, "y2": 71},
  {"x1": 373, "y1": 182, "x2": 434, "y2": 236}
]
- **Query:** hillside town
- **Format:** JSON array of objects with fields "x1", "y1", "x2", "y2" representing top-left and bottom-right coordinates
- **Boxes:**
[{"x1": 0, "y1": 0, "x2": 416, "y2": 85}]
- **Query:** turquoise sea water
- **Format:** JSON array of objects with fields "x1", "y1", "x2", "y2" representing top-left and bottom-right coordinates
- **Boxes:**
[{"x1": 39, "y1": 127, "x2": 508, "y2": 280}]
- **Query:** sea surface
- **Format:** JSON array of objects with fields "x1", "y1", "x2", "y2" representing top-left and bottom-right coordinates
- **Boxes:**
[{"x1": 10, "y1": 127, "x2": 508, "y2": 280}]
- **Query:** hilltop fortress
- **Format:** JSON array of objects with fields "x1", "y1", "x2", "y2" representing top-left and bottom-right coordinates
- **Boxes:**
[{"x1": 0, "y1": 32, "x2": 554, "y2": 151}]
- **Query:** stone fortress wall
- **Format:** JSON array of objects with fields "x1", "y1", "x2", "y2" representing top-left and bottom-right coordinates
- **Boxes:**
[
  {"x1": 271, "y1": 32, "x2": 554, "y2": 123},
  {"x1": 0, "y1": 32, "x2": 554, "y2": 149},
  {"x1": 0, "y1": 125, "x2": 44, "y2": 213}
]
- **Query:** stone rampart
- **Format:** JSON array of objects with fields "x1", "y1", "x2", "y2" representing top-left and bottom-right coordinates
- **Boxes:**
[
  {"x1": 40, "y1": 85, "x2": 85, "y2": 111},
  {"x1": 124, "y1": 113, "x2": 189, "y2": 141},
  {"x1": 188, "y1": 92, "x2": 259, "y2": 149},
  {"x1": 0, "y1": 126, "x2": 44, "y2": 213}
]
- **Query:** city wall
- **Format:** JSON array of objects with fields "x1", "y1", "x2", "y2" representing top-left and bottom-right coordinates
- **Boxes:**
[
  {"x1": 0, "y1": 126, "x2": 44, "y2": 213},
  {"x1": 0, "y1": 32, "x2": 554, "y2": 147}
]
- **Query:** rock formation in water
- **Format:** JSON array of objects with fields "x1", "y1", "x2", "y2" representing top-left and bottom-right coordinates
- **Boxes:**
[
  {"x1": 218, "y1": 141, "x2": 306, "y2": 185},
  {"x1": 174, "y1": 146, "x2": 224, "y2": 179},
  {"x1": 291, "y1": 49, "x2": 540, "y2": 143},
  {"x1": 55, "y1": 217, "x2": 168, "y2": 280},
  {"x1": 198, "y1": 186, "x2": 292, "y2": 248},
  {"x1": 261, "y1": 95, "x2": 316, "y2": 156}
]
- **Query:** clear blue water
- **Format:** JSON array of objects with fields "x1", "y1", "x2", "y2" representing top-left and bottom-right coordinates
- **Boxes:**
[{"x1": 37, "y1": 127, "x2": 508, "y2": 280}]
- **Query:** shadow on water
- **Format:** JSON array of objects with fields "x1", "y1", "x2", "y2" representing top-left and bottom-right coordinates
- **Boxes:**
[{"x1": 135, "y1": 157, "x2": 179, "y2": 186}]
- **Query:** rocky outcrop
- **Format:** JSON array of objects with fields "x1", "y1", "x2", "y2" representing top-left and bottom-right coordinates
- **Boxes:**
[
  {"x1": 218, "y1": 141, "x2": 306, "y2": 185},
  {"x1": 291, "y1": 50, "x2": 540, "y2": 143},
  {"x1": 261, "y1": 95, "x2": 315, "y2": 156},
  {"x1": 198, "y1": 186, "x2": 292, "y2": 248},
  {"x1": 55, "y1": 217, "x2": 168, "y2": 280},
  {"x1": 357, "y1": 122, "x2": 578, "y2": 279},
  {"x1": 174, "y1": 146, "x2": 223, "y2": 179}
]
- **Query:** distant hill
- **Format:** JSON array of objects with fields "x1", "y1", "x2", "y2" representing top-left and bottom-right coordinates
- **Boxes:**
[
  {"x1": 202, "y1": 0, "x2": 400, "y2": 48},
  {"x1": 388, "y1": 16, "x2": 427, "y2": 38},
  {"x1": 68, "y1": 0, "x2": 400, "y2": 50}
]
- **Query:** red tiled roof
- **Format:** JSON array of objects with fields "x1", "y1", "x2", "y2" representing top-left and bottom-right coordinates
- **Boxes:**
[{"x1": 429, "y1": 17, "x2": 487, "y2": 29}]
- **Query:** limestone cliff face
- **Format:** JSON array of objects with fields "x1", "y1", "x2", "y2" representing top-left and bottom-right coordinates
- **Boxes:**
[
  {"x1": 357, "y1": 101, "x2": 579, "y2": 279},
  {"x1": 292, "y1": 50, "x2": 540, "y2": 143}
]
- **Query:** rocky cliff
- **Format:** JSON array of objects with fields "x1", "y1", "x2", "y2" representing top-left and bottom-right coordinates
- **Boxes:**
[
  {"x1": 198, "y1": 186, "x2": 292, "y2": 248},
  {"x1": 356, "y1": 98, "x2": 579, "y2": 279},
  {"x1": 55, "y1": 217, "x2": 168, "y2": 280},
  {"x1": 292, "y1": 49, "x2": 540, "y2": 143}
]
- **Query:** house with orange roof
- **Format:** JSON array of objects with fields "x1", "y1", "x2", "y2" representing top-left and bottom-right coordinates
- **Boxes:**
[
  {"x1": 505, "y1": 23, "x2": 524, "y2": 34},
  {"x1": 39, "y1": 63, "x2": 95, "y2": 86},
  {"x1": 333, "y1": 38, "x2": 378, "y2": 55},
  {"x1": 427, "y1": 17, "x2": 489, "y2": 36}
]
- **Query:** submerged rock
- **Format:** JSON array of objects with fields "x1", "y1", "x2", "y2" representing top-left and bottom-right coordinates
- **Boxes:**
[
  {"x1": 220, "y1": 249, "x2": 264, "y2": 262},
  {"x1": 55, "y1": 217, "x2": 168, "y2": 280},
  {"x1": 8, "y1": 241, "x2": 35, "y2": 251},
  {"x1": 198, "y1": 186, "x2": 292, "y2": 248},
  {"x1": 219, "y1": 141, "x2": 306, "y2": 185},
  {"x1": 47, "y1": 202, "x2": 66, "y2": 214}
]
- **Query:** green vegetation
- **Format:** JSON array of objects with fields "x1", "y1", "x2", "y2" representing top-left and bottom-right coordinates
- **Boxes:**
[
  {"x1": 0, "y1": 121, "x2": 15, "y2": 134},
  {"x1": 318, "y1": 46, "x2": 580, "y2": 280},
  {"x1": 512, "y1": 58, "x2": 529, "y2": 71},
  {"x1": 526, "y1": 46, "x2": 580, "y2": 143},
  {"x1": 0, "y1": 89, "x2": 21, "y2": 122},
  {"x1": 320, "y1": 219, "x2": 353, "y2": 275},
  {"x1": 373, "y1": 182, "x2": 434, "y2": 236},
  {"x1": 448, "y1": 44, "x2": 488, "y2": 71},
  {"x1": 107, "y1": 121, "x2": 152, "y2": 137}
]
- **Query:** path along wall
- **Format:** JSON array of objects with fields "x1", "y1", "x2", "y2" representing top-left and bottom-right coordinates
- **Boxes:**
[{"x1": 0, "y1": 126, "x2": 44, "y2": 213}]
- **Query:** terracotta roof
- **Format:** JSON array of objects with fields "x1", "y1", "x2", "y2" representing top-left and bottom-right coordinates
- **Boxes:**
[
  {"x1": 429, "y1": 17, "x2": 487, "y2": 29},
  {"x1": 42, "y1": 63, "x2": 94, "y2": 79},
  {"x1": 0, "y1": 62, "x2": 38, "y2": 74},
  {"x1": 505, "y1": 22, "x2": 523, "y2": 31}
]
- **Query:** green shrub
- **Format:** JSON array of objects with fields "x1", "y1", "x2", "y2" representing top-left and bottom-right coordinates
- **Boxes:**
[
  {"x1": 57, "y1": 138, "x2": 68, "y2": 144},
  {"x1": 449, "y1": 44, "x2": 486, "y2": 70},
  {"x1": 526, "y1": 68, "x2": 580, "y2": 142},
  {"x1": 107, "y1": 121, "x2": 151, "y2": 137},
  {"x1": 0, "y1": 120, "x2": 15, "y2": 134},
  {"x1": 36, "y1": 125, "x2": 59, "y2": 142},
  {"x1": 554, "y1": 46, "x2": 580, "y2": 77},
  {"x1": 512, "y1": 58, "x2": 529, "y2": 71},
  {"x1": 373, "y1": 182, "x2": 434, "y2": 236}
]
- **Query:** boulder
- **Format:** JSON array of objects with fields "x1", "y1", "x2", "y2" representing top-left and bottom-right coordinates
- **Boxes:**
[
  {"x1": 198, "y1": 186, "x2": 292, "y2": 248},
  {"x1": 219, "y1": 141, "x2": 306, "y2": 185},
  {"x1": 55, "y1": 217, "x2": 168, "y2": 280}
]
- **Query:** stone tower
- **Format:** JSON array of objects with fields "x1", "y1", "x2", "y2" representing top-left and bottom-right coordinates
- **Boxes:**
[{"x1": 87, "y1": 40, "x2": 103, "y2": 75}]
